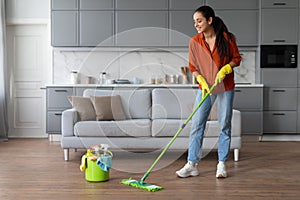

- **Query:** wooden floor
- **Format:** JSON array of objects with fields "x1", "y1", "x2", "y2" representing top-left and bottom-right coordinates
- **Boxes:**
[{"x1": 0, "y1": 138, "x2": 299, "y2": 200}]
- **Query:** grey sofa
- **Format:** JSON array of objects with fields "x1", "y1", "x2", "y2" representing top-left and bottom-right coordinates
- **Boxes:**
[{"x1": 61, "y1": 88, "x2": 241, "y2": 161}]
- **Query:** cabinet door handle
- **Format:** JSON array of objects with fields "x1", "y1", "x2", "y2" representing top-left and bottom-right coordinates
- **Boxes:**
[
  {"x1": 272, "y1": 89, "x2": 286, "y2": 92},
  {"x1": 273, "y1": 39, "x2": 286, "y2": 42},
  {"x1": 272, "y1": 113, "x2": 285, "y2": 116},
  {"x1": 54, "y1": 89, "x2": 68, "y2": 92},
  {"x1": 235, "y1": 90, "x2": 242, "y2": 93},
  {"x1": 273, "y1": 2, "x2": 286, "y2": 6},
  {"x1": 54, "y1": 113, "x2": 62, "y2": 116}
]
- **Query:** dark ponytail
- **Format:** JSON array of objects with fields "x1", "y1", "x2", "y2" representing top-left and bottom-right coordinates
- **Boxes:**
[{"x1": 194, "y1": 6, "x2": 235, "y2": 60}]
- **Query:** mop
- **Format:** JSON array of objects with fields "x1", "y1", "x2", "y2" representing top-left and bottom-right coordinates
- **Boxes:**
[{"x1": 121, "y1": 83, "x2": 217, "y2": 192}]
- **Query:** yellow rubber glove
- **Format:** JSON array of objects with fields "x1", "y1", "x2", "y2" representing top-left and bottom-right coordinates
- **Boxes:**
[
  {"x1": 80, "y1": 155, "x2": 87, "y2": 172},
  {"x1": 197, "y1": 75, "x2": 211, "y2": 99},
  {"x1": 215, "y1": 64, "x2": 233, "y2": 84}
]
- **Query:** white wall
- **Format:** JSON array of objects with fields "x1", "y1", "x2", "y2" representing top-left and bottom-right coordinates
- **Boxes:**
[{"x1": 6, "y1": 0, "x2": 50, "y2": 21}]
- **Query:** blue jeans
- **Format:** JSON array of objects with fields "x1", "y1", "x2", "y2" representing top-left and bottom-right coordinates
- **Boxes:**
[{"x1": 187, "y1": 89, "x2": 234, "y2": 163}]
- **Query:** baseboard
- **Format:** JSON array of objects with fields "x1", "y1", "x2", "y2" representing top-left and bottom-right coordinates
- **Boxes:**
[
  {"x1": 260, "y1": 135, "x2": 300, "y2": 142},
  {"x1": 48, "y1": 134, "x2": 61, "y2": 142},
  {"x1": 242, "y1": 135, "x2": 260, "y2": 142}
]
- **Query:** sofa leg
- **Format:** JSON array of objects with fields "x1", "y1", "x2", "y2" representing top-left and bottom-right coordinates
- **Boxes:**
[
  {"x1": 234, "y1": 149, "x2": 239, "y2": 162},
  {"x1": 64, "y1": 149, "x2": 69, "y2": 161}
]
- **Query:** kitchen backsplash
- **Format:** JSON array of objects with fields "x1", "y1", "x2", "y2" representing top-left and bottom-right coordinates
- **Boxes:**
[{"x1": 52, "y1": 48, "x2": 256, "y2": 85}]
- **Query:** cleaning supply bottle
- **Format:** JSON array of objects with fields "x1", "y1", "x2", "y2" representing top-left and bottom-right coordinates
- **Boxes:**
[{"x1": 101, "y1": 144, "x2": 109, "y2": 156}]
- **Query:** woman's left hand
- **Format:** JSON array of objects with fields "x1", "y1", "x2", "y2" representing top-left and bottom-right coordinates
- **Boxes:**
[{"x1": 214, "y1": 64, "x2": 232, "y2": 84}]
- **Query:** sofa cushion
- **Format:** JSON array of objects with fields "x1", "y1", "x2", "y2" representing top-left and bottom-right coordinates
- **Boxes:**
[
  {"x1": 90, "y1": 95, "x2": 126, "y2": 121},
  {"x1": 83, "y1": 89, "x2": 151, "y2": 119},
  {"x1": 152, "y1": 88, "x2": 218, "y2": 120},
  {"x1": 74, "y1": 119, "x2": 151, "y2": 137},
  {"x1": 152, "y1": 119, "x2": 220, "y2": 137},
  {"x1": 67, "y1": 96, "x2": 96, "y2": 121}
]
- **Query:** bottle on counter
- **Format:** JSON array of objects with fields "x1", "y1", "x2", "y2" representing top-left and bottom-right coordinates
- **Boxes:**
[
  {"x1": 70, "y1": 71, "x2": 78, "y2": 84},
  {"x1": 98, "y1": 72, "x2": 107, "y2": 85}
]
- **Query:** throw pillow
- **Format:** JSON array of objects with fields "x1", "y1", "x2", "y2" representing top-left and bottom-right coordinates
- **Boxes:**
[
  {"x1": 90, "y1": 95, "x2": 126, "y2": 121},
  {"x1": 67, "y1": 96, "x2": 96, "y2": 121}
]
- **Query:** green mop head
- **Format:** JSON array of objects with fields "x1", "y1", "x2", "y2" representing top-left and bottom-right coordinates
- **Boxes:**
[{"x1": 121, "y1": 178, "x2": 163, "y2": 192}]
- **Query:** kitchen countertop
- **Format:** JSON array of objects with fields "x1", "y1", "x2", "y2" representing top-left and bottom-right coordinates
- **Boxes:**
[{"x1": 44, "y1": 83, "x2": 264, "y2": 88}]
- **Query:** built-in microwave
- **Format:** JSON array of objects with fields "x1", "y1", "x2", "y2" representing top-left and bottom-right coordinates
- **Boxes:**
[{"x1": 260, "y1": 45, "x2": 297, "y2": 68}]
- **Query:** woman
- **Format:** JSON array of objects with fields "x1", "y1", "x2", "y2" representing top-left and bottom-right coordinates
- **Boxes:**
[{"x1": 176, "y1": 5, "x2": 241, "y2": 178}]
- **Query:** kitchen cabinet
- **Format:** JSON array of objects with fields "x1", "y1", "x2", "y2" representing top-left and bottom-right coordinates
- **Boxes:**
[
  {"x1": 51, "y1": 11, "x2": 78, "y2": 46},
  {"x1": 233, "y1": 87, "x2": 263, "y2": 135},
  {"x1": 261, "y1": 0, "x2": 298, "y2": 8},
  {"x1": 263, "y1": 87, "x2": 297, "y2": 134},
  {"x1": 79, "y1": 11, "x2": 114, "y2": 46},
  {"x1": 297, "y1": 89, "x2": 300, "y2": 133},
  {"x1": 215, "y1": 10, "x2": 258, "y2": 46},
  {"x1": 261, "y1": 9, "x2": 298, "y2": 44},
  {"x1": 261, "y1": 69, "x2": 298, "y2": 87},
  {"x1": 75, "y1": 87, "x2": 113, "y2": 96},
  {"x1": 206, "y1": 0, "x2": 259, "y2": 46},
  {"x1": 46, "y1": 87, "x2": 74, "y2": 134},
  {"x1": 79, "y1": 0, "x2": 114, "y2": 10},
  {"x1": 263, "y1": 88, "x2": 297, "y2": 111},
  {"x1": 205, "y1": 0, "x2": 258, "y2": 9},
  {"x1": 115, "y1": 0, "x2": 168, "y2": 10},
  {"x1": 261, "y1": 0, "x2": 298, "y2": 44},
  {"x1": 52, "y1": 0, "x2": 78, "y2": 10},
  {"x1": 261, "y1": 68, "x2": 298, "y2": 134},
  {"x1": 169, "y1": 11, "x2": 196, "y2": 46},
  {"x1": 169, "y1": 0, "x2": 204, "y2": 10},
  {"x1": 168, "y1": 0, "x2": 203, "y2": 47},
  {"x1": 115, "y1": 11, "x2": 168, "y2": 46},
  {"x1": 263, "y1": 111, "x2": 297, "y2": 133}
]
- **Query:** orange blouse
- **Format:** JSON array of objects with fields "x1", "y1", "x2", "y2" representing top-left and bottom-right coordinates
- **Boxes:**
[{"x1": 189, "y1": 32, "x2": 242, "y2": 93}]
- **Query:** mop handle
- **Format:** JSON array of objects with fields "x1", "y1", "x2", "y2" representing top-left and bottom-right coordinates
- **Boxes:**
[{"x1": 140, "y1": 83, "x2": 217, "y2": 183}]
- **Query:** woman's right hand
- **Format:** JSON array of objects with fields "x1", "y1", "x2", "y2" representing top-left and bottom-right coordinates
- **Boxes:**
[{"x1": 196, "y1": 75, "x2": 211, "y2": 99}]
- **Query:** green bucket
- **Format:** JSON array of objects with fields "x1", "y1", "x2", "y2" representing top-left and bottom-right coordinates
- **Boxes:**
[{"x1": 85, "y1": 158, "x2": 109, "y2": 182}]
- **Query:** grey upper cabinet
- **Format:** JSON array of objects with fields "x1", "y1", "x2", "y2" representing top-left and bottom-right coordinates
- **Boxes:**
[
  {"x1": 206, "y1": 0, "x2": 259, "y2": 46},
  {"x1": 215, "y1": 10, "x2": 258, "y2": 46},
  {"x1": 52, "y1": 0, "x2": 78, "y2": 10},
  {"x1": 169, "y1": 0, "x2": 204, "y2": 10},
  {"x1": 115, "y1": 11, "x2": 168, "y2": 46},
  {"x1": 261, "y1": 9, "x2": 298, "y2": 44},
  {"x1": 115, "y1": 0, "x2": 168, "y2": 10},
  {"x1": 169, "y1": 11, "x2": 196, "y2": 46},
  {"x1": 168, "y1": 0, "x2": 204, "y2": 46},
  {"x1": 261, "y1": 0, "x2": 298, "y2": 8},
  {"x1": 80, "y1": 11, "x2": 114, "y2": 46},
  {"x1": 51, "y1": 11, "x2": 78, "y2": 46},
  {"x1": 206, "y1": 0, "x2": 258, "y2": 9},
  {"x1": 79, "y1": 0, "x2": 114, "y2": 10}
]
